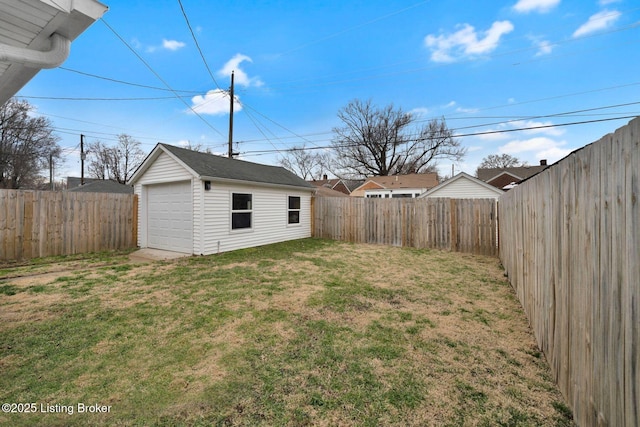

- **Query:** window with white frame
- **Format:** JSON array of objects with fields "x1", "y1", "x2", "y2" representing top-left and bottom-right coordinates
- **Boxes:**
[
  {"x1": 231, "y1": 193, "x2": 252, "y2": 229},
  {"x1": 288, "y1": 196, "x2": 301, "y2": 224}
]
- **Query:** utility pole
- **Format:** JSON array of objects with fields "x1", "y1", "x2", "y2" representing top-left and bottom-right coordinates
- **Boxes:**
[
  {"x1": 228, "y1": 71, "x2": 235, "y2": 159},
  {"x1": 80, "y1": 134, "x2": 86, "y2": 185}
]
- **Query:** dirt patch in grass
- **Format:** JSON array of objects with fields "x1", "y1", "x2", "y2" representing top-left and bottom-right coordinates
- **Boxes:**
[{"x1": 0, "y1": 239, "x2": 573, "y2": 426}]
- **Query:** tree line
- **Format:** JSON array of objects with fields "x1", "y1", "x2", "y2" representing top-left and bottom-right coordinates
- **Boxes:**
[{"x1": 0, "y1": 98, "x2": 144, "y2": 189}]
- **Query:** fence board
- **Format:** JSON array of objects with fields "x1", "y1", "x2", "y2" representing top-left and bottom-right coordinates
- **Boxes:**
[
  {"x1": 499, "y1": 117, "x2": 640, "y2": 427},
  {"x1": 0, "y1": 190, "x2": 137, "y2": 261},
  {"x1": 312, "y1": 197, "x2": 498, "y2": 256}
]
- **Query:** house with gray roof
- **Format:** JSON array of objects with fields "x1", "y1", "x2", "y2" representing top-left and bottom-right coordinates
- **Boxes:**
[
  {"x1": 67, "y1": 177, "x2": 133, "y2": 194},
  {"x1": 128, "y1": 143, "x2": 314, "y2": 255},
  {"x1": 476, "y1": 160, "x2": 549, "y2": 190}
]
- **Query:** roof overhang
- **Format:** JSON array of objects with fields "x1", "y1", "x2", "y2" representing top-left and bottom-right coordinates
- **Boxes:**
[
  {"x1": 201, "y1": 176, "x2": 316, "y2": 192},
  {"x1": 128, "y1": 144, "x2": 198, "y2": 185},
  {"x1": 0, "y1": 0, "x2": 108, "y2": 105}
]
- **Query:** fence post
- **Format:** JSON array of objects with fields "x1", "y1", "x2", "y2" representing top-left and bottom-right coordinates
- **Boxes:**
[{"x1": 450, "y1": 198, "x2": 458, "y2": 252}]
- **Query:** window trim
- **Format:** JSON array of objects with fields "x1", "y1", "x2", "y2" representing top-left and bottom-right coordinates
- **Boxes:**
[
  {"x1": 287, "y1": 195, "x2": 301, "y2": 226},
  {"x1": 231, "y1": 192, "x2": 253, "y2": 231}
]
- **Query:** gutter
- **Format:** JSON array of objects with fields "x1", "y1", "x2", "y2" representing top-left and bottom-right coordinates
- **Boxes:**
[
  {"x1": 200, "y1": 176, "x2": 316, "y2": 192},
  {"x1": 0, "y1": 33, "x2": 70, "y2": 69}
]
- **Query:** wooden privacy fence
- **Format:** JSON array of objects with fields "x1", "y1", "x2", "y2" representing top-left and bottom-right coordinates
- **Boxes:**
[
  {"x1": 499, "y1": 117, "x2": 639, "y2": 427},
  {"x1": 0, "y1": 190, "x2": 138, "y2": 261},
  {"x1": 312, "y1": 197, "x2": 498, "y2": 256}
]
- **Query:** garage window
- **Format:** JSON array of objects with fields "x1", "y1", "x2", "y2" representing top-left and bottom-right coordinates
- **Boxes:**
[
  {"x1": 288, "y1": 196, "x2": 301, "y2": 224},
  {"x1": 232, "y1": 193, "x2": 252, "y2": 229}
]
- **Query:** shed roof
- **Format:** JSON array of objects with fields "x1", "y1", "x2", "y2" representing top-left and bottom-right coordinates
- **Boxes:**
[{"x1": 130, "y1": 144, "x2": 314, "y2": 190}]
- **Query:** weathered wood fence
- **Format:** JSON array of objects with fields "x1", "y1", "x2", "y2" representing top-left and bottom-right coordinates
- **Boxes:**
[
  {"x1": 0, "y1": 190, "x2": 138, "y2": 261},
  {"x1": 312, "y1": 197, "x2": 499, "y2": 256},
  {"x1": 499, "y1": 117, "x2": 639, "y2": 427}
]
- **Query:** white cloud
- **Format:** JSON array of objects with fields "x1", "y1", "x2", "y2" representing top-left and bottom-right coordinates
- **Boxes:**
[
  {"x1": 135, "y1": 38, "x2": 186, "y2": 53},
  {"x1": 599, "y1": 0, "x2": 621, "y2": 5},
  {"x1": 189, "y1": 89, "x2": 242, "y2": 116},
  {"x1": 162, "y1": 39, "x2": 186, "y2": 51},
  {"x1": 573, "y1": 10, "x2": 621, "y2": 38},
  {"x1": 534, "y1": 39, "x2": 554, "y2": 56},
  {"x1": 410, "y1": 107, "x2": 430, "y2": 116},
  {"x1": 513, "y1": 0, "x2": 561, "y2": 13},
  {"x1": 499, "y1": 137, "x2": 572, "y2": 163},
  {"x1": 514, "y1": 119, "x2": 566, "y2": 136},
  {"x1": 476, "y1": 119, "x2": 564, "y2": 141},
  {"x1": 219, "y1": 53, "x2": 264, "y2": 87},
  {"x1": 425, "y1": 21, "x2": 514, "y2": 63}
]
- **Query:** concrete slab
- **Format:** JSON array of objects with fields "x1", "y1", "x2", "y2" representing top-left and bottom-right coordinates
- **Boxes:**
[{"x1": 129, "y1": 248, "x2": 192, "y2": 263}]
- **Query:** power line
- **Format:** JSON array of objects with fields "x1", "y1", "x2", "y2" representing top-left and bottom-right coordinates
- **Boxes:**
[
  {"x1": 16, "y1": 95, "x2": 182, "y2": 101},
  {"x1": 239, "y1": 114, "x2": 638, "y2": 156},
  {"x1": 59, "y1": 67, "x2": 200, "y2": 94},
  {"x1": 275, "y1": 0, "x2": 433, "y2": 57},
  {"x1": 100, "y1": 18, "x2": 225, "y2": 138},
  {"x1": 177, "y1": 0, "x2": 222, "y2": 91}
]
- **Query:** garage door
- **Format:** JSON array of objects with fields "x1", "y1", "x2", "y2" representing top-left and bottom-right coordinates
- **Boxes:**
[{"x1": 147, "y1": 181, "x2": 192, "y2": 253}]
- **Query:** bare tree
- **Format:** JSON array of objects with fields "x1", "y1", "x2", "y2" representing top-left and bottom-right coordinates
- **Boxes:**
[
  {"x1": 331, "y1": 99, "x2": 465, "y2": 178},
  {"x1": 476, "y1": 154, "x2": 527, "y2": 172},
  {"x1": 87, "y1": 140, "x2": 111, "y2": 180},
  {"x1": 179, "y1": 141, "x2": 212, "y2": 153},
  {"x1": 87, "y1": 134, "x2": 145, "y2": 184},
  {"x1": 277, "y1": 144, "x2": 330, "y2": 180},
  {"x1": 0, "y1": 98, "x2": 60, "y2": 189}
]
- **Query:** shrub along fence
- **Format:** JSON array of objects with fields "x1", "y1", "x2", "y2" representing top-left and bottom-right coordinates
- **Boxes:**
[
  {"x1": 499, "y1": 117, "x2": 639, "y2": 427},
  {"x1": 312, "y1": 197, "x2": 498, "y2": 256},
  {"x1": 0, "y1": 190, "x2": 138, "y2": 261}
]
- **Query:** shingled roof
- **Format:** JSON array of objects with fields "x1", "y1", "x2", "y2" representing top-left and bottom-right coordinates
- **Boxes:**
[
  {"x1": 131, "y1": 144, "x2": 313, "y2": 189},
  {"x1": 67, "y1": 179, "x2": 133, "y2": 194},
  {"x1": 476, "y1": 165, "x2": 548, "y2": 183}
]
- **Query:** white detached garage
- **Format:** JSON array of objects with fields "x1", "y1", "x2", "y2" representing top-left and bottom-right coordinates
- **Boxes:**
[{"x1": 129, "y1": 143, "x2": 315, "y2": 255}]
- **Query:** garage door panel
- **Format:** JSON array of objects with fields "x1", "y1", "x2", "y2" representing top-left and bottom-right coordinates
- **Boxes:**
[{"x1": 147, "y1": 181, "x2": 192, "y2": 253}]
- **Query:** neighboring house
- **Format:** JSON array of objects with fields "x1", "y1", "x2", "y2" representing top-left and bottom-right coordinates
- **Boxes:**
[
  {"x1": 0, "y1": 0, "x2": 107, "y2": 105},
  {"x1": 308, "y1": 175, "x2": 362, "y2": 195},
  {"x1": 67, "y1": 177, "x2": 133, "y2": 194},
  {"x1": 309, "y1": 176, "x2": 351, "y2": 195},
  {"x1": 128, "y1": 143, "x2": 315, "y2": 255},
  {"x1": 418, "y1": 172, "x2": 504, "y2": 200},
  {"x1": 313, "y1": 186, "x2": 350, "y2": 197},
  {"x1": 477, "y1": 160, "x2": 549, "y2": 190},
  {"x1": 350, "y1": 173, "x2": 439, "y2": 198}
]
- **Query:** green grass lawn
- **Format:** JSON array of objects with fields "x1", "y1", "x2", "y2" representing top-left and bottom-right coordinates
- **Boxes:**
[{"x1": 0, "y1": 239, "x2": 573, "y2": 426}]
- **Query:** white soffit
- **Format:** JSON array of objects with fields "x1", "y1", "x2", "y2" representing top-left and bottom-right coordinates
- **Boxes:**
[{"x1": 0, "y1": 0, "x2": 108, "y2": 105}]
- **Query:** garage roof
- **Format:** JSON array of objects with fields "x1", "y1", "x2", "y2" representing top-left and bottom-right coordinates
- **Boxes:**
[{"x1": 130, "y1": 143, "x2": 314, "y2": 190}]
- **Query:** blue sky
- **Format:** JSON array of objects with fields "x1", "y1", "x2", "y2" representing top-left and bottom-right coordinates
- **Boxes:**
[{"x1": 17, "y1": 0, "x2": 640, "y2": 180}]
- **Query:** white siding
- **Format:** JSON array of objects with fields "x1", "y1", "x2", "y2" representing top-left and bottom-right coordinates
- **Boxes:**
[
  {"x1": 201, "y1": 182, "x2": 312, "y2": 255},
  {"x1": 134, "y1": 152, "x2": 196, "y2": 251},
  {"x1": 425, "y1": 176, "x2": 501, "y2": 200},
  {"x1": 133, "y1": 150, "x2": 312, "y2": 255}
]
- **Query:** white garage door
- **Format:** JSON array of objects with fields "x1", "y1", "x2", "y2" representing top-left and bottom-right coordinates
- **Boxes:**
[{"x1": 147, "y1": 181, "x2": 193, "y2": 253}]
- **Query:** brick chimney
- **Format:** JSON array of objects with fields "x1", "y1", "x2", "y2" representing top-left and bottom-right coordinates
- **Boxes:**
[
  {"x1": 540, "y1": 159, "x2": 547, "y2": 166},
  {"x1": 323, "y1": 174, "x2": 328, "y2": 180}
]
